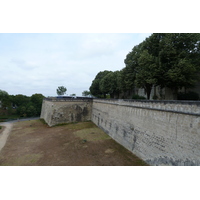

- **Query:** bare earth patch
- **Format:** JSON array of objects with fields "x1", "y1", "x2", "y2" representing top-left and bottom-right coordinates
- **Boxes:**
[{"x1": 0, "y1": 119, "x2": 148, "y2": 166}]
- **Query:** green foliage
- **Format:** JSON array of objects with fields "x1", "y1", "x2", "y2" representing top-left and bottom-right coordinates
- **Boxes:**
[
  {"x1": 0, "y1": 90, "x2": 45, "y2": 119},
  {"x1": 177, "y1": 91, "x2": 199, "y2": 100},
  {"x1": 158, "y1": 33, "x2": 200, "y2": 92},
  {"x1": 26, "y1": 103, "x2": 37, "y2": 117},
  {"x1": 132, "y1": 94, "x2": 146, "y2": 99},
  {"x1": 31, "y1": 93, "x2": 44, "y2": 115},
  {"x1": 82, "y1": 90, "x2": 91, "y2": 97},
  {"x1": 100, "y1": 71, "x2": 121, "y2": 98},
  {"x1": 136, "y1": 49, "x2": 158, "y2": 99},
  {"x1": 17, "y1": 106, "x2": 26, "y2": 117},
  {"x1": 56, "y1": 86, "x2": 67, "y2": 96},
  {"x1": 13, "y1": 94, "x2": 31, "y2": 107},
  {"x1": 14, "y1": 93, "x2": 44, "y2": 117},
  {"x1": 127, "y1": 33, "x2": 200, "y2": 99},
  {"x1": 89, "y1": 33, "x2": 200, "y2": 100},
  {"x1": 89, "y1": 70, "x2": 112, "y2": 97},
  {"x1": 0, "y1": 90, "x2": 9, "y2": 100},
  {"x1": 123, "y1": 45, "x2": 141, "y2": 91},
  {"x1": 0, "y1": 90, "x2": 10, "y2": 109}
]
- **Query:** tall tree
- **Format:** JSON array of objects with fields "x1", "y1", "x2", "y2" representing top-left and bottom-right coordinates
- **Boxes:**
[
  {"x1": 13, "y1": 94, "x2": 30, "y2": 107},
  {"x1": 0, "y1": 90, "x2": 10, "y2": 108},
  {"x1": 82, "y1": 90, "x2": 91, "y2": 97},
  {"x1": 136, "y1": 50, "x2": 157, "y2": 99},
  {"x1": 89, "y1": 70, "x2": 111, "y2": 98},
  {"x1": 158, "y1": 33, "x2": 200, "y2": 99},
  {"x1": 56, "y1": 86, "x2": 67, "y2": 96},
  {"x1": 31, "y1": 93, "x2": 45, "y2": 115},
  {"x1": 99, "y1": 71, "x2": 121, "y2": 98}
]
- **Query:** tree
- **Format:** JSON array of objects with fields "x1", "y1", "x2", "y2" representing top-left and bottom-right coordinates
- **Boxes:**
[
  {"x1": 31, "y1": 93, "x2": 45, "y2": 115},
  {"x1": 13, "y1": 94, "x2": 30, "y2": 107},
  {"x1": 26, "y1": 102, "x2": 37, "y2": 117},
  {"x1": 99, "y1": 71, "x2": 121, "y2": 98},
  {"x1": 89, "y1": 70, "x2": 111, "y2": 98},
  {"x1": 0, "y1": 90, "x2": 9, "y2": 108},
  {"x1": 123, "y1": 44, "x2": 143, "y2": 97},
  {"x1": 82, "y1": 90, "x2": 91, "y2": 97},
  {"x1": 56, "y1": 86, "x2": 67, "y2": 96},
  {"x1": 0, "y1": 90, "x2": 9, "y2": 100},
  {"x1": 124, "y1": 33, "x2": 200, "y2": 99},
  {"x1": 157, "y1": 33, "x2": 200, "y2": 99},
  {"x1": 136, "y1": 50, "x2": 157, "y2": 99},
  {"x1": 17, "y1": 106, "x2": 26, "y2": 117}
]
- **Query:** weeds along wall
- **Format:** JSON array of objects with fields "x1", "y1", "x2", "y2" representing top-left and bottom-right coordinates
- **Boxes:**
[
  {"x1": 40, "y1": 98, "x2": 92, "y2": 127},
  {"x1": 92, "y1": 99, "x2": 200, "y2": 166},
  {"x1": 41, "y1": 98, "x2": 200, "y2": 166}
]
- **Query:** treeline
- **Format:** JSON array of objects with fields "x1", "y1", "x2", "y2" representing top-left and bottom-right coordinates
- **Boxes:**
[
  {"x1": 90, "y1": 33, "x2": 200, "y2": 100},
  {"x1": 0, "y1": 90, "x2": 44, "y2": 118}
]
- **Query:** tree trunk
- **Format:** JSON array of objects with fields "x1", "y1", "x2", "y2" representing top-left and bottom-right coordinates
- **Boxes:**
[{"x1": 145, "y1": 84, "x2": 152, "y2": 100}]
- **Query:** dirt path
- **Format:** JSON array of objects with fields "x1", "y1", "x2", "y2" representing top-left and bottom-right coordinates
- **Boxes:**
[
  {"x1": 0, "y1": 118, "x2": 39, "y2": 152},
  {"x1": 0, "y1": 122, "x2": 13, "y2": 152}
]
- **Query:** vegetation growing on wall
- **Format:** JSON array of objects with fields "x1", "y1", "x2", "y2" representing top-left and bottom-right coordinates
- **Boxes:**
[{"x1": 89, "y1": 33, "x2": 200, "y2": 100}]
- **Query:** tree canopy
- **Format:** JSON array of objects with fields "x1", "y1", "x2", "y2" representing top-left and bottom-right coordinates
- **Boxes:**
[
  {"x1": 89, "y1": 70, "x2": 111, "y2": 98},
  {"x1": 0, "y1": 90, "x2": 45, "y2": 117},
  {"x1": 89, "y1": 33, "x2": 200, "y2": 100},
  {"x1": 56, "y1": 86, "x2": 67, "y2": 96},
  {"x1": 82, "y1": 90, "x2": 91, "y2": 97}
]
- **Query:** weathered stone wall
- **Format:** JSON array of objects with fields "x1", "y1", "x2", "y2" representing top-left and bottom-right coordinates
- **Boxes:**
[
  {"x1": 40, "y1": 97, "x2": 200, "y2": 165},
  {"x1": 40, "y1": 98, "x2": 92, "y2": 127},
  {"x1": 92, "y1": 99, "x2": 200, "y2": 166}
]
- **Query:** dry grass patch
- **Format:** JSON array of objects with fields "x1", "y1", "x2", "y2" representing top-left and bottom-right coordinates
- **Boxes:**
[
  {"x1": 0, "y1": 119, "x2": 148, "y2": 166},
  {"x1": 2, "y1": 153, "x2": 43, "y2": 166},
  {"x1": 74, "y1": 127, "x2": 111, "y2": 142}
]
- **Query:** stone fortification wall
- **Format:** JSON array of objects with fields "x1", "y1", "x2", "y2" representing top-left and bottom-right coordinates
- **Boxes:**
[
  {"x1": 92, "y1": 99, "x2": 200, "y2": 166},
  {"x1": 40, "y1": 98, "x2": 92, "y2": 127}
]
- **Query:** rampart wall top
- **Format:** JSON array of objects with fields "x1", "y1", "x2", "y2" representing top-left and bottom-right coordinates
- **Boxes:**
[
  {"x1": 44, "y1": 97, "x2": 93, "y2": 102},
  {"x1": 93, "y1": 99, "x2": 200, "y2": 116},
  {"x1": 43, "y1": 97, "x2": 200, "y2": 116}
]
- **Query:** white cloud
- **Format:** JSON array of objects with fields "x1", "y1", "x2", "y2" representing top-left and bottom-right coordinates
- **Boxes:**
[{"x1": 0, "y1": 33, "x2": 151, "y2": 97}]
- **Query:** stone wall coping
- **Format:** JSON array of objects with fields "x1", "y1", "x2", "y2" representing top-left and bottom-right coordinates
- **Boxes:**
[
  {"x1": 94, "y1": 98, "x2": 200, "y2": 105},
  {"x1": 45, "y1": 97, "x2": 200, "y2": 105},
  {"x1": 43, "y1": 98, "x2": 200, "y2": 115},
  {"x1": 93, "y1": 99, "x2": 200, "y2": 116},
  {"x1": 44, "y1": 97, "x2": 93, "y2": 102}
]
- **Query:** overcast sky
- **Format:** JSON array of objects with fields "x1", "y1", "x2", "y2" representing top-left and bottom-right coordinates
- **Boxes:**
[{"x1": 0, "y1": 33, "x2": 151, "y2": 97}]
